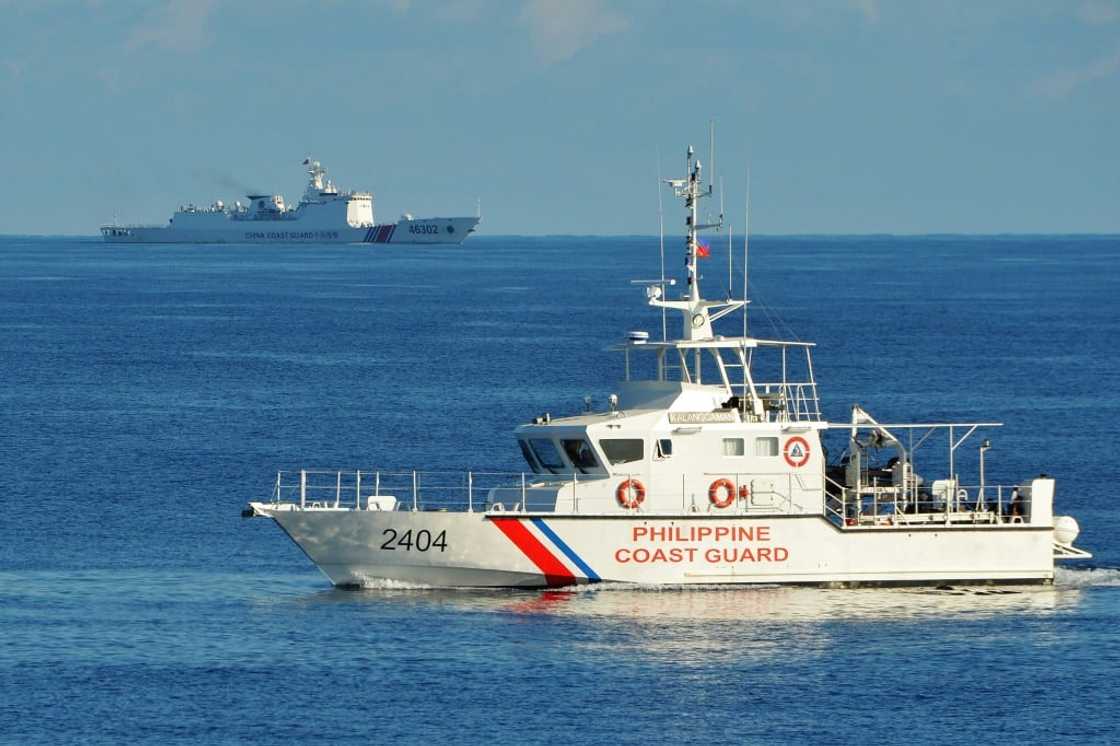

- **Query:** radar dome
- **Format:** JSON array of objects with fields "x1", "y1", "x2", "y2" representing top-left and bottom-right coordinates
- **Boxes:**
[{"x1": 1053, "y1": 515, "x2": 1080, "y2": 546}]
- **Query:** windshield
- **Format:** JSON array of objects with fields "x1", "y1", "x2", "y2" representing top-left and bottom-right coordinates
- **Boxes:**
[
  {"x1": 529, "y1": 438, "x2": 566, "y2": 474},
  {"x1": 518, "y1": 440, "x2": 542, "y2": 473},
  {"x1": 562, "y1": 439, "x2": 600, "y2": 473},
  {"x1": 599, "y1": 439, "x2": 644, "y2": 465}
]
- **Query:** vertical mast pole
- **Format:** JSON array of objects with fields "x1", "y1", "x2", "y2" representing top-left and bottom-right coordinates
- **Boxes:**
[
  {"x1": 727, "y1": 219, "x2": 733, "y2": 299},
  {"x1": 687, "y1": 147, "x2": 700, "y2": 381},
  {"x1": 657, "y1": 149, "x2": 667, "y2": 341},
  {"x1": 687, "y1": 147, "x2": 699, "y2": 303},
  {"x1": 744, "y1": 167, "x2": 750, "y2": 338},
  {"x1": 709, "y1": 119, "x2": 716, "y2": 212}
]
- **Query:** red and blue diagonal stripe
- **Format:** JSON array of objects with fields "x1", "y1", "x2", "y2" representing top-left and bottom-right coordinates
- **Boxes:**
[
  {"x1": 363, "y1": 224, "x2": 398, "y2": 243},
  {"x1": 529, "y1": 518, "x2": 600, "y2": 582},
  {"x1": 491, "y1": 517, "x2": 599, "y2": 587}
]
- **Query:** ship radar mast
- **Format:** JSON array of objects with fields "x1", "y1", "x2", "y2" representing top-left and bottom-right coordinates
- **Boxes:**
[
  {"x1": 650, "y1": 145, "x2": 745, "y2": 342},
  {"x1": 301, "y1": 158, "x2": 338, "y2": 202}
]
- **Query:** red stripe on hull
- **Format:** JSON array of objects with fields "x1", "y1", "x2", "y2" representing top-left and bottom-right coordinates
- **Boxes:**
[{"x1": 490, "y1": 518, "x2": 576, "y2": 587}]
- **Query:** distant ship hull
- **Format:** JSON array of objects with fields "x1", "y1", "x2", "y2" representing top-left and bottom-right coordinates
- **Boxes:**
[{"x1": 101, "y1": 216, "x2": 480, "y2": 245}]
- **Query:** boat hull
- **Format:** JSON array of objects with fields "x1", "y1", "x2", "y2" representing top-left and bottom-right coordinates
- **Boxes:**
[
  {"x1": 257, "y1": 507, "x2": 1057, "y2": 589},
  {"x1": 100, "y1": 216, "x2": 480, "y2": 244}
]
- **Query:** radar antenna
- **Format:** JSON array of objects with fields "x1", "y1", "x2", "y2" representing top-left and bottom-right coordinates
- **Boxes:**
[{"x1": 650, "y1": 141, "x2": 744, "y2": 342}]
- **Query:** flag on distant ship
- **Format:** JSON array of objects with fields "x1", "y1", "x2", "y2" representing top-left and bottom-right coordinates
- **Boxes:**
[{"x1": 696, "y1": 240, "x2": 711, "y2": 258}]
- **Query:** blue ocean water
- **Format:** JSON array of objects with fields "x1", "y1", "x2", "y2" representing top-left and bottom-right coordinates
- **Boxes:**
[{"x1": 2, "y1": 234, "x2": 1119, "y2": 744}]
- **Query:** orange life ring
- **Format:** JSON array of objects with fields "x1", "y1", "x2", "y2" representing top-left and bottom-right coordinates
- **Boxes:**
[
  {"x1": 708, "y1": 478, "x2": 736, "y2": 509},
  {"x1": 616, "y1": 479, "x2": 646, "y2": 509}
]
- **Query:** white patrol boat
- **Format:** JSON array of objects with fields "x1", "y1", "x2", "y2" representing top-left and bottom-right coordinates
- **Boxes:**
[
  {"x1": 100, "y1": 159, "x2": 479, "y2": 245},
  {"x1": 244, "y1": 144, "x2": 1091, "y2": 589}
]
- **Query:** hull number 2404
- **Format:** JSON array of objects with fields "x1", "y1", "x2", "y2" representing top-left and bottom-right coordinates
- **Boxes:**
[{"x1": 380, "y1": 529, "x2": 448, "y2": 552}]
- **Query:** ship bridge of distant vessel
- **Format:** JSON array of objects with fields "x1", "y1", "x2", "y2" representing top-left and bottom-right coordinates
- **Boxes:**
[
  {"x1": 244, "y1": 142, "x2": 1091, "y2": 589},
  {"x1": 222, "y1": 158, "x2": 374, "y2": 226}
]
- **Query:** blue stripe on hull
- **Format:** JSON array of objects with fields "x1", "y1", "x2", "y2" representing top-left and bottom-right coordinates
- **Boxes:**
[{"x1": 530, "y1": 518, "x2": 601, "y2": 582}]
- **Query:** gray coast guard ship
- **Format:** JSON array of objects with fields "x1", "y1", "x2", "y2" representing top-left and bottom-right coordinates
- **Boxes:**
[{"x1": 101, "y1": 159, "x2": 479, "y2": 245}]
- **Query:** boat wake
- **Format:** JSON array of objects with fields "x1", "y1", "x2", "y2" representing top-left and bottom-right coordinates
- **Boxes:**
[
  {"x1": 353, "y1": 576, "x2": 435, "y2": 591},
  {"x1": 1054, "y1": 566, "x2": 1120, "y2": 588}
]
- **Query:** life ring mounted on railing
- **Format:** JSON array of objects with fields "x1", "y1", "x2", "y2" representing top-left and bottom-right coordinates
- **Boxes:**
[
  {"x1": 616, "y1": 479, "x2": 646, "y2": 509},
  {"x1": 708, "y1": 478, "x2": 737, "y2": 509}
]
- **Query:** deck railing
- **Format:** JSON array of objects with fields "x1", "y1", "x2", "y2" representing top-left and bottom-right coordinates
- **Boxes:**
[
  {"x1": 727, "y1": 381, "x2": 823, "y2": 422},
  {"x1": 270, "y1": 469, "x2": 1032, "y2": 524},
  {"x1": 269, "y1": 468, "x2": 821, "y2": 516},
  {"x1": 272, "y1": 469, "x2": 542, "y2": 513},
  {"x1": 823, "y1": 477, "x2": 1032, "y2": 527}
]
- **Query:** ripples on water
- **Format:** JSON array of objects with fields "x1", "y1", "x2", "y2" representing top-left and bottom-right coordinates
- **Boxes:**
[
  {"x1": 1, "y1": 567, "x2": 1118, "y2": 743},
  {"x1": 2, "y1": 236, "x2": 1119, "y2": 744}
]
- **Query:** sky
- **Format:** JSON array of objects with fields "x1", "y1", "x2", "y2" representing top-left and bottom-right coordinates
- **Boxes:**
[{"x1": 0, "y1": 0, "x2": 1117, "y2": 235}]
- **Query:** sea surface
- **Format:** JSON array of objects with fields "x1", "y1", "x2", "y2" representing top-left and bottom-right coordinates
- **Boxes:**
[{"x1": 2, "y1": 234, "x2": 1119, "y2": 744}]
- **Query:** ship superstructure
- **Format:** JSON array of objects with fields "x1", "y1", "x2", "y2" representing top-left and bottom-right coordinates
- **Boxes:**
[
  {"x1": 244, "y1": 144, "x2": 1090, "y2": 588},
  {"x1": 101, "y1": 159, "x2": 479, "y2": 244}
]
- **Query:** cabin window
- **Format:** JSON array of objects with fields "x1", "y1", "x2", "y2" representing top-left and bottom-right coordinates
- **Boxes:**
[
  {"x1": 722, "y1": 438, "x2": 745, "y2": 457},
  {"x1": 755, "y1": 437, "x2": 779, "y2": 457},
  {"x1": 655, "y1": 438, "x2": 673, "y2": 459},
  {"x1": 561, "y1": 439, "x2": 600, "y2": 473},
  {"x1": 599, "y1": 439, "x2": 644, "y2": 465},
  {"x1": 529, "y1": 438, "x2": 566, "y2": 474},
  {"x1": 518, "y1": 440, "x2": 542, "y2": 473}
]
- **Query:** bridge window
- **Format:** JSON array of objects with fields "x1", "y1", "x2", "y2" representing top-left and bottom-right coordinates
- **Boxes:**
[
  {"x1": 655, "y1": 438, "x2": 673, "y2": 459},
  {"x1": 518, "y1": 440, "x2": 542, "y2": 473},
  {"x1": 562, "y1": 439, "x2": 600, "y2": 473},
  {"x1": 529, "y1": 438, "x2": 566, "y2": 474},
  {"x1": 755, "y1": 437, "x2": 779, "y2": 457},
  {"x1": 599, "y1": 439, "x2": 644, "y2": 465},
  {"x1": 722, "y1": 438, "x2": 745, "y2": 457}
]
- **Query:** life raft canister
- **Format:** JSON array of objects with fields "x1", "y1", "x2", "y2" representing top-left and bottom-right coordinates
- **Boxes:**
[
  {"x1": 616, "y1": 479, "x2": 646, "y2": 509},
  {"x1": 708, "y1": 478, "x2": 738, "y2": 509}
]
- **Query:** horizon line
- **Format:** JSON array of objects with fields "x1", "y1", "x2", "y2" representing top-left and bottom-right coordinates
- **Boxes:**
[{"x1": 2, "y1": 231, "x2": 1119, "y2": 241}]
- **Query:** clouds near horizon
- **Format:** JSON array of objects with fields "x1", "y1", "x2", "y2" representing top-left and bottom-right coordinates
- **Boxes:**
[{"x1": 519, "y1": 0, "x2": 630, "y2": 63}]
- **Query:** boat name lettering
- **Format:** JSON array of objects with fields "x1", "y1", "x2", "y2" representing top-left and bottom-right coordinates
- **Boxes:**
[
  {"x1": 668, "y1": 411, "x2": 737, "y2": 424},
  {"x1": 614, "y1": 524, "x2": 790, "y2": 565},
  {"x1": 243, "y1": 231, "x2": 341, "y2": 240},
  {"x1": 408, "y1": 223, "x2": 440, "y2": 235},
  {"x1": 633, "y1": 525, "x2": 768, "y2": 542},
  {"x1": 379, "y1": 528, "x2": 448, "y2": 553}
]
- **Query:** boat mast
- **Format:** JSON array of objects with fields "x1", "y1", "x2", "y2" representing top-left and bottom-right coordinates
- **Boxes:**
[
  {"x1": 650, "y1": 140, "x2": 742, "y2": 347},
  {"x1": 657, "y1": 150, "x2": 667, "y2": 342},
  {"x1": 685, "y1": 145, "x2": 702, "y2": 303},
  {"x1": 744, "y1": 167, "x2": 750, "y2": 337}
]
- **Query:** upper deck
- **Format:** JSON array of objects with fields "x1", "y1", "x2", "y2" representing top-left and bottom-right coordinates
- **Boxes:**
[{"x1": 613, "y1": 334, "x2": 822, "y2": 424}]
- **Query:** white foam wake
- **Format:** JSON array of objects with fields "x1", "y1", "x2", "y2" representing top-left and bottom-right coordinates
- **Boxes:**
[
  {"x1": 354, "y1": 576, "x2": 435, "y2": 590},
  {"x1": 1054, "y1": 566, "x2": 1120, "y2": 588}
]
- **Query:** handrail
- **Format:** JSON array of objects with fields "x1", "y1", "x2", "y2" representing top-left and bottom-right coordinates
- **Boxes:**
[
  {"x1": 823, "y1": 477, "x2": 1032, "y2": 528},
  {"x1": 267, "y1": 468, "x2": 1037, "y2": 525}
]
